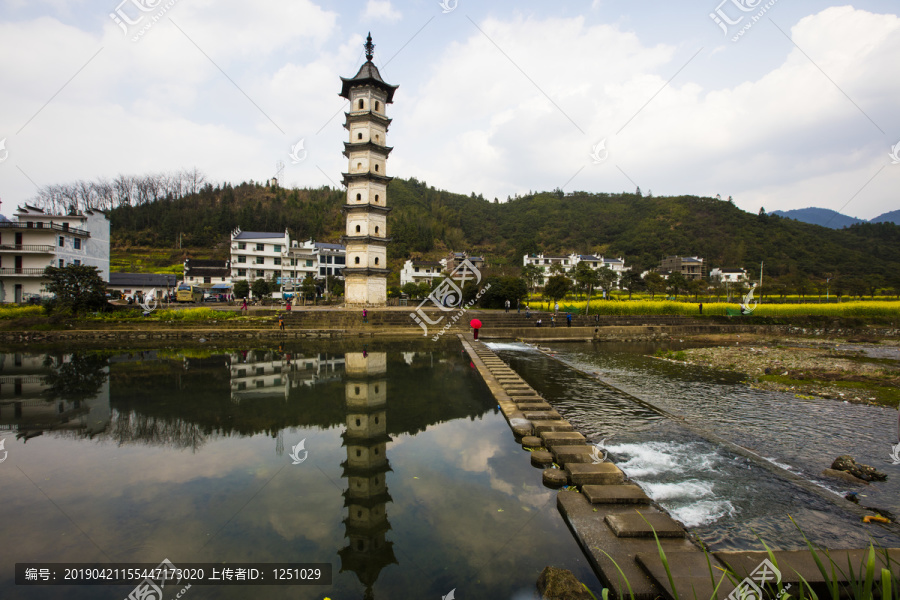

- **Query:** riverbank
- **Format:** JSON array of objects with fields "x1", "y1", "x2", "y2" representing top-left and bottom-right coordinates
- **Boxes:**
[{"x1": 669, "y1": 333, "x2": 900, "y2": 407}]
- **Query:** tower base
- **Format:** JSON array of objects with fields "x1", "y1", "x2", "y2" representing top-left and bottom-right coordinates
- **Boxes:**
[{"x1": 345, "y1": 275, "x2": 387, "y2": 306}]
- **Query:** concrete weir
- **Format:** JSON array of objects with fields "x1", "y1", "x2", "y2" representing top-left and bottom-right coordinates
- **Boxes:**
[{"x1": 459, "y1": 334, "x2": 900, "y2": 600}]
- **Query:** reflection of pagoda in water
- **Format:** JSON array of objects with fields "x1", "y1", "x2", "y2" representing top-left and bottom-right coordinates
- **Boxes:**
[
  {"x1": 0, "y1": 353, "x2": 110, "y2": 440},
  {"x1": 338, "y1": 351, "x2": 397, "y2": 599}
]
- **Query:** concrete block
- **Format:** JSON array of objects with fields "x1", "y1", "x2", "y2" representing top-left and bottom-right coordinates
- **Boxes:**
[
  {"x1": 540, "y1": 431, "x2": 587, "y2": 448},
  {"x1": 605, "y1": 513, "x2": 685, "y2": 538},
  {"x1": 583, "y1": 484, "x2": 650, "y2": 505},
  {"x1": 543, "y1": 468, "x2": 568, "y2": 488},
  {"x1": 520, "y1": 435, "x2": 543, "y2": 449},
  {"x1": 551, "y1": 445, "x2": 594, "y2": 466},
  {"x1": 567, "y1": 463, "x2": 625, "y2": 485},
  {"x1": 533, "y1": 420, "x2": 575, "y2": 435},
  {"x1": 516, "y1": 402, "x2": 553, "y2": 411},
  {"x1": 531, "y1": 450, "x2": 554, "y2": 467},
  {"x1": 523, "y1": 410, "x2": 562, "y2": 421},
  {"x1": 636, "y1": 552, "x2": 735, "y2": 600}
]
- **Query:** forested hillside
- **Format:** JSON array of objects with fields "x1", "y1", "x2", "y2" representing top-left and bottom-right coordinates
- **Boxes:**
[{"x1": 51, "y1": 176, "x2": 900, "y2": 279}]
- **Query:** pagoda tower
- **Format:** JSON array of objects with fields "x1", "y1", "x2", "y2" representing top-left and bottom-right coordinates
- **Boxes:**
[
  {"x1": 340, "y1": 33, "x2": 398, "y2": 306},
  {"x1": 338, "y1": 351, "x2": 397, "y2": 598}
]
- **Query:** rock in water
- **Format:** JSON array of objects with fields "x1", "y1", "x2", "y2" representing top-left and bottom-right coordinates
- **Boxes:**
[
  {"x1": 537, "y1": 566, "x2": 593, "y2": 600},
  {"x1": 831, "y1": 455, "x2": 887, "y2": 482}
]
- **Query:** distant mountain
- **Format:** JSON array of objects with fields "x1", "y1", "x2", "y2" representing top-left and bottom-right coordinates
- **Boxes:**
[
  {"x1": 770, "y1": 208, "x2": 865, "y2": 229},
  {"x1": 870, "y1": 210, "x2": 900, "y2": 225}
]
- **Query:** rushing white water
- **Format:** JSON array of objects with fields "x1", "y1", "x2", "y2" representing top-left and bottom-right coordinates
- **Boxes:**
[{"x1": 483, "y1": 342, "x2": 538, "y2": 352}]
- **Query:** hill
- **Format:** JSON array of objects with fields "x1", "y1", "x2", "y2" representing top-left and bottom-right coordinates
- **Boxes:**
[
  {"x1": 871, "y1": 210, "x2": 900, "y2": 225},
  {"x1": 770, "y1": 208, "x2": 865, "y2": 229},
  {"x1": 104, "y1": 178, "x2": 900, "y2": 281}
]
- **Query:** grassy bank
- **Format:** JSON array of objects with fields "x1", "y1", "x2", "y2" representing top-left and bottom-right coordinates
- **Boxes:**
[{"x1": 558, "y1": 299, "x2": 900, "y2": 318}]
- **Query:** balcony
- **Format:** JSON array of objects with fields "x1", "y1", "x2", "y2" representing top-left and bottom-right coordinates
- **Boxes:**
[
  {"x1": 0, "y1": 268, "x2": 47, "y2": 276},
  {"x1": 0, "y1": 222, "x2": 90, "y2": 236},
  {"x1": 0, "y1": 244, "x2": 54, "y2": 253}
]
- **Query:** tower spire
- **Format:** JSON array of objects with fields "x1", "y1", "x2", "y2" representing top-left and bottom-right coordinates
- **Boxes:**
[{"x1": 365, "y1": 32, "x2": 374, "y2": 61}]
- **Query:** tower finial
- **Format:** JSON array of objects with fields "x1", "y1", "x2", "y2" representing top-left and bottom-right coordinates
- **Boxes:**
[{"x1": 365, "y1": 32, "x2": 374, "y2": 61}]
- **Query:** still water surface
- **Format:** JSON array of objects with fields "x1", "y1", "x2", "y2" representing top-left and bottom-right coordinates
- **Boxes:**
[
  {"x1": 0, "y1": 342, "x2": 599, "y2": 599},
  {"x1": 489, "y1": 341, "x2": 900, "y2": 552}
]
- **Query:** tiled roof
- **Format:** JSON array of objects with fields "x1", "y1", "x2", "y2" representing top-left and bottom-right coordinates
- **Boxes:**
[
  {"x1": 233, "y1": 231, "x2": 286, "y2": 240},
  {"x1": 315, "y1": 242, "x2": 345, "y2": 251},
  {"x1": 108, "y1": 273, "x2": 177, "y2": 287}
]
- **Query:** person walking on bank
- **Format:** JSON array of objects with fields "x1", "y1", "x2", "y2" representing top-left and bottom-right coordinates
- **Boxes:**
[
  {"x1": 516, "y1": 299, "x2": 520, "y2": 314},
  {"x1": 551, "y1": 314, "x2": 556, "y2": 327},
  {"x1": 278, "y1": 313, "x2": 285, "y2": 332},
  {"x1": 566, "y1": 313, "x2": 572, "y2": 327},
  {"x1": 699, "y1": 303, "x2": 703, "y2": 315},
  {"x1": 363, "y1": 308, "x2": 368, "y2": 324},
  {"x1": 505, "y1": 299, "x2": 510, "y2": 313},
  {"x1": 241, "y1": 299, "x2": 248, "y2": 315},
  {"x1": 554, "y1": 301, "x2": 559, "y2": 314}
]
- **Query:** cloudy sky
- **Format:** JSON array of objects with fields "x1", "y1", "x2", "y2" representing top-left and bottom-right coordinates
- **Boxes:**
[{"x1": 0, "y1": 0, "x2": 898, "y2": 220}]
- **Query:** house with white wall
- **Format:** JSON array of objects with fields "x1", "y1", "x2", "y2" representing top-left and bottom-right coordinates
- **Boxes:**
[{"x1": 0, "y1": 205, "x2": 109, "y2": 303}]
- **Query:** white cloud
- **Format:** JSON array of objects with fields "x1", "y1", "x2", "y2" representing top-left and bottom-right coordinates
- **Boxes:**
[{"x1": 363, "y1": 0, "x2": 401, "y2": 23}]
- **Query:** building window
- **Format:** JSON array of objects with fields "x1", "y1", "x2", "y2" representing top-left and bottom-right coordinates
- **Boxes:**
[
  {"x1": 356, "y1": 193, "x2": 362, "y2": 201},
  {"x1": 256, "y1": 257, "x2": 265, "y2": 265},
  {"x1": 306, "y1": 260, "x2": 313, "y2": 267},
  {"x1": 374, "y1": 100, "x2": 380, "y2": 111},
  {"x1": 256, "y1": 270, "x2": 264, "y2": 278},
  {"x1": 73, "y1": 260, "x2": 80, "y2": 266},
  {"x1": 58, "y1": 236, "x2": 64, "y2": 247},
  {"x1": 375, "y1": 258, "x2": 380, "y2": 265},
  {"x1": 238, "y1": 256, "x2": 246, "y2": 263},
  {"x1": 203, "y1": 277, "x2": 211, "y2": 284},
  {"x1": 256, "y1": 243, "x2": 264, "y2": 251},
  {"x1": 375, "y1": 226, "x2": 379, "y2": 234},
  {"x1": 238, "y1": 269, "x2": 246, "y2": 276},
  {"x1": 374, "y1": 164, "x2": 379, "y2": 172},
  {"x1": 355, "y1": 225, "x2": 361, "y2": 233},
  {"x1": 274, "y1": 257, "x2": 281, "y2": 266},
  {"x1": 355, "y1": 257, "x2": 360, "y2": 264},
  {"x1": 238, "y1": 242, "x2": 246, "y2": 250},
  {"x1": 58, "y1": 259, "x2": 64, "y2": 268},
  {"x1": 358, "y1": 132, "x2": 363, "y2": 140},
  {"x1": 274, "y1": 245, "x2": 281, "y2": 252},
  {"x1": 74, "y1": 238, "x2": 81, "y2": 250},
  {"x1": 335, "y1": 257, "x2": 345, "y2": 265},
  {"x1": 414, "y1": 267, "x2": 420, "y2": 273},
  {"x1": 358, "y1": 99, "x2": 364, "y2": 109}
]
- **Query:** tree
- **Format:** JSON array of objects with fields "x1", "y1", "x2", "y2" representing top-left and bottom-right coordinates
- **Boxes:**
[
  {"x1": 401, "y1": 282, "x2": 420, "y2": 298},
  {"x1": 300, "y1": 274, "x2": 317, "y2": 303},
  {"x1": 477, "y1": 276, "x2": 527, "y2": 309},
  {"x1": 574, "y1": 262, "x2": 599, "y2": 300},
  {"x1": 232, "y1": 279, "x2": 250, "y2": 299},
  {"x1": 667, "y1": 272, "x2": 687, "y2": 299},
  {"x1": 620, "y1": 270, "x2": 644, "y2": 299},
  {"x1": 596, "y1": 267, "x2": 618, "y2": 296},
  {"x1": 687, "y1": 278, "x2": 705, "y2": 300},
  {"x1": 644, "y1": 272, "x2": 665, "y2": 300},
  {"x1": 251, "y1": 277, "x2": 272, "y2": 300},
  {"x1": 521, "y1": 264, "x2": 541, "y2": 298},
  {"x1": 543, "y1": 274, "x2": 570, "y2": 302},
  {"x1": 44, "y1": 265, "x2": 108, "y2": 313}
]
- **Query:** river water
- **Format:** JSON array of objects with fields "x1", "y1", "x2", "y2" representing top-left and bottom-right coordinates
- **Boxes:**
[
  {"x1": 488, "y1": 341, "x2": 900, "y2": 552},
  {"x1": 0, "y1": 342, "x2": 599, "y2": 600}
]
